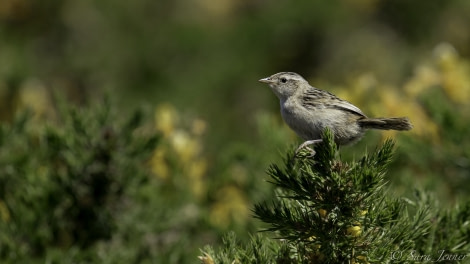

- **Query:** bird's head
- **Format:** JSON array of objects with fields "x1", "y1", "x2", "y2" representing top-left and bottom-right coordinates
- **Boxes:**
[{"x1": 259, "y1": 72, "x2": 308, "y2": 101}]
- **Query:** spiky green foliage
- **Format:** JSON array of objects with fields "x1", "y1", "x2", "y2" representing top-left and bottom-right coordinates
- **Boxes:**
[
  {"x1": 204, "y1": 130, "x2": 470, "y2": 263},
  {"x1": 200, "y1": 232, "x2": 284, "y2": 264},
  {"x1": 0, "y1": 97, "x2": 159, "y2": 261},
  {"x1": 253, "y1": 129, "x2": 416, "y2": 263}
]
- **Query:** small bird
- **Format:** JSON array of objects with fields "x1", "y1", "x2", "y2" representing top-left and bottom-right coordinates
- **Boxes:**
[{"x1": 259, "y1": 72, "x2": 412, "y2": 154}]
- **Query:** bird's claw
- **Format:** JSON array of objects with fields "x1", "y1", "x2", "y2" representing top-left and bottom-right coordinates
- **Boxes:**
[{"x1": 295, "y1": 139, "x2": 323, "y2": 157}]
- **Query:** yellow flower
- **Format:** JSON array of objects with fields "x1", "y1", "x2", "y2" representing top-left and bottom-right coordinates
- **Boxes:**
[
  {"x1": 150, "y1": 148, "x2": 169, "y2": 179},
  {"x1": 376, "y1": 88, "x2": 440, "y2": 143},
  {"x1": 434, "y1": 43, "x2": 470, "y2": 104},
  {"x1": 434, "y1": 42, "x2": 458, "y2": 70},
  {"x1": 170, "y1": 130, "x2": 201, "y2": 163},
  {"x1": 403, "y1": 65, "x2": 440, "y2": 97},
  {"x1": 352, "y1": 255, "x2": 369, "y2": 264},
  {"x1": 155, "y1": 104, "x2": 179, "y2": 137},
  {"x1": 376, "y1": 86, "x2": 404, "y2": 117},
  {"x1": 307, "y1": 235, "x2": 317, "y2": 241},
  {"x1": 317, "y1": 208, "x2": 327, "y2": 219},
  {"x1": 347, "y1": 226, "x2": 362, "y2": 237},
  {"x1": 198, "y1": 252, "x2": 214, "y2": 264},
  {"x1": 187, "y1": 159, "x2": 208, "y2": 199},
  {"x1": 441, "y1": 61, "x2": 470, "y2": 104},
  {"x1": 209, "y1": 186, "x2": 249, "y2": 229},
  {"x1": 152, "y1": 103, "x2": 211, "y2": 201}
]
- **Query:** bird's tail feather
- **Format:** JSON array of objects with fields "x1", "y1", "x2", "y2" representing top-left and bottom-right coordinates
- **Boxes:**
[{"x1": 358, "y1": 117, "x2": 413, "y2": 131}]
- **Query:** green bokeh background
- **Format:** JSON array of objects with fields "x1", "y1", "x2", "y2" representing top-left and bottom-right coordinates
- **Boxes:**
[{"x1": 1, "y1": 0, "x2": 469, "y2": 263}]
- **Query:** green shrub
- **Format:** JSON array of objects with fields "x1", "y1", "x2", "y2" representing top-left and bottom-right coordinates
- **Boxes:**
[
  {"x1": 202, "y1": 130, "x2": 470, "y2": 263},
  {"x1": 0, "y1": 97, "x2": 158, "y2": 262}
]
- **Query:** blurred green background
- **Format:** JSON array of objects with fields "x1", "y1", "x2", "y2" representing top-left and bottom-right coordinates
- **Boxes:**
[{"x1": 1, "y1": 0, "x2": 470, "y2": 263}]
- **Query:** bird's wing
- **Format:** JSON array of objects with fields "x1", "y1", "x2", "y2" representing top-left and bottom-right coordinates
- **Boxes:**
[{"x1": 301, "y1": 87, "x2": 367, "y2": 118}]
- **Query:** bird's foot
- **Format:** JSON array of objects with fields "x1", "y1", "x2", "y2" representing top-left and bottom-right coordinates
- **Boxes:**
[{"x1": 295, "y1": 139, "x2": 323, "y2": 157}]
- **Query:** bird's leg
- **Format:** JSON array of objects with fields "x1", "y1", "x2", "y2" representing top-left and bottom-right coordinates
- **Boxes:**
[{"x1": 295, "y1": 139, "x2": 323, "y2": 157}]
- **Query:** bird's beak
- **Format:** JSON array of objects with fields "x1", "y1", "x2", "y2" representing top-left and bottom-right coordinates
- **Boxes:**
[{"x1": 259, "y1": 77, "x2": 273, "y2": 84}]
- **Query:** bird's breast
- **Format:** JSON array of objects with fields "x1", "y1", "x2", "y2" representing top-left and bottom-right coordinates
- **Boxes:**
[{"x1": 280, "y1": 99, "x2": 324, "y2": 140}]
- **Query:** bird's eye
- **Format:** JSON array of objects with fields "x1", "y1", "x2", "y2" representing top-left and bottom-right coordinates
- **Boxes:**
[{"x1": 280, "y1": 77, "x2": 287, "y2": 83}]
